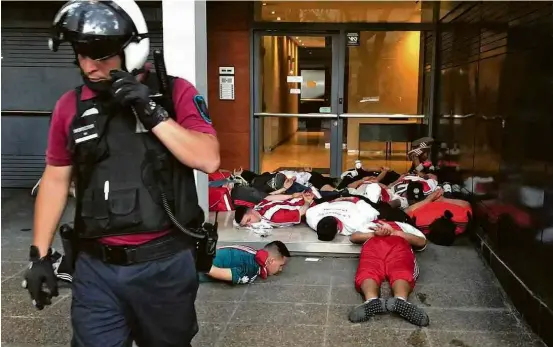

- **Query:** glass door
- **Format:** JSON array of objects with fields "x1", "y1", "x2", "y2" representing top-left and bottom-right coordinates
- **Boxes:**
[
  {"x1": 338, "y1": 30, "x2": 426, "y2": 173},
  {"x1": 252, "y1": 32, "x2": 342, "y2": 176}
]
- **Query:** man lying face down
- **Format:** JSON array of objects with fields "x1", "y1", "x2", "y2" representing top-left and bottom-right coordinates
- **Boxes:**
[
  {"x1": 305, "y1": 196, "x2": 380, "y2": 241},
  {"x1": 405, "y1": 188, "x2": 473, "y2": 246},
  {"x1": 348, "y1": 220, "x2": 430, "y2": 327},
  {"x1": 200, "y1": 241, "x2": 290, "y2": 285},
  {"x1": 234, "y1": 190, "x2": 317, "y2": 228},
  {"x1": 305, "y1": 194, "x2": 414, "y2": 242}
]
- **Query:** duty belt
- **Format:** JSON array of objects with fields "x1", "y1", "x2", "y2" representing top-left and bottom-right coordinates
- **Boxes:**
[{"x1": 79, "y1": 231, "x2": 194, "y2": 266}]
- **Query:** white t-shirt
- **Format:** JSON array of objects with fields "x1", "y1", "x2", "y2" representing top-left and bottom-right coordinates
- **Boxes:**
[{"x1": 305, "y1": 198, "x2": 380, "y2": 236}]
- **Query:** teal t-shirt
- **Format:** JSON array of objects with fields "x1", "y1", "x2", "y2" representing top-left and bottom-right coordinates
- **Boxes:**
[{"x1": 199, "y1": 246, "x2": 261, "y2": 284}]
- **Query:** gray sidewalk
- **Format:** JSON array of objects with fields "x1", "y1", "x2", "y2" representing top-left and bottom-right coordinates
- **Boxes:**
[{"x1": 1, "y1": 189, "x2": 546, "y2": 346}]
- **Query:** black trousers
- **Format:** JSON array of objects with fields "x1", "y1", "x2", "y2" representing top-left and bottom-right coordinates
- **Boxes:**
[{"x1": 71, "y1": 249, "x2": 199, "y2": 347}]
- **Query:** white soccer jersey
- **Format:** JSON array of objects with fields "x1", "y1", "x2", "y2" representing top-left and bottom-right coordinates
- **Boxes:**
[{"x1": 305, "y1": 197, "x2": 380, "y2": 236}]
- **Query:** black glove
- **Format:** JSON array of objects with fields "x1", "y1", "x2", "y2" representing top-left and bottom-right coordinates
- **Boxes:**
[
  {"x1": 23, "y1": 246, "x2": 59, "y2": 310},
  {"x1": 110, "y1": 70, "x2": 169, "y2": 130}
]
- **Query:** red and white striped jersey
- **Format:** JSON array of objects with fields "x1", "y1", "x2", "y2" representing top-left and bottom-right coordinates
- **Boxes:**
[{"x1": 255, "y1": 197, "x2": 310, "y2": 227}]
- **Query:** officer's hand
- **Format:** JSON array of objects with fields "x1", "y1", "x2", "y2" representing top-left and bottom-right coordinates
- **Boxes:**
[
  {"x1": 110, "y1": 70, "x2": 169, "y2": 130},
  {"x1": 110, "y1": 70, "x2": 150, "y2": 107},
  {"x1": 23, "y1": 246, "x2": 59, "y2": 310}
]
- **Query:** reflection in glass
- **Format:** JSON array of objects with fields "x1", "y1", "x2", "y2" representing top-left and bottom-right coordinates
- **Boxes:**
[
  {"x1": 258, "y1": 35, "x2": 332, "y2": 173},
  {"x1": 343, "y1": 31, "x2": 422, "y2": 173},
  {"x1": 255, "y1": 1, "x2": 435, "y2": 23}
]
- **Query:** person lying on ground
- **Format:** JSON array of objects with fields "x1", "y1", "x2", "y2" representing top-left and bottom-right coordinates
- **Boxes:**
[
  {"x1": 385, "y1": 173, "x2": 440, "y2": 207},
  {"x1": 305, "y1": 196, "x2": 381, "y2": 241},
  {"x1": 234, "y1": 190, "x2": 317, "y2": 227},
  {"x1": 404, "y1": 188, "x2": 473, "y2": 246},
  {"x1": 338, "y1": 164, "x2": 400, "y2": 189},
  {"x1": 199, "y1": 241, "x2": 290, "y2": 285},
  {"x1": 234, "y1": 168, "x2": 338, "y2": 194},
  {"x1": 348, "y1": 220, "x2": 429, "y2": 327}
]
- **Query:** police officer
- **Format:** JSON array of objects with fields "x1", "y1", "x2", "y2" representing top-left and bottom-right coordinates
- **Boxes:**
[{"x1": 24, "y1": 1, "x2": 220, "y2": 346}]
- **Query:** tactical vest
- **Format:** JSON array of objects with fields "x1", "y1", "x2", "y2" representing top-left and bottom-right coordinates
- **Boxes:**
[{"x1": 69, "y1": 73, "x2": 204, "y2": 239}]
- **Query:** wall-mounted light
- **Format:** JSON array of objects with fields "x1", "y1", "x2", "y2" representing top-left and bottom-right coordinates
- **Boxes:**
[
  {"x1": 276, "y1": 16, "x2": 281, "y2": 21},
  {"x1": 262, "y1": 2, "x2": 267, "y2": 5}
]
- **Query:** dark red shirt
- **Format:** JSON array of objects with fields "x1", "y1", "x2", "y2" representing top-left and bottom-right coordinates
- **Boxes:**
[{"x1": 47, "y1": 76, "x2": 216, "y2": 246}]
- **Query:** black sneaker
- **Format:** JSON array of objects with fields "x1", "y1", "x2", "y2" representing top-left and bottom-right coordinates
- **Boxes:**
[
  {"x1": 386, "y1": 297, "x2": 429, "y2": 327},
  {"x1": 348, "y1": 298, "x2": 387, "y2": 323}
]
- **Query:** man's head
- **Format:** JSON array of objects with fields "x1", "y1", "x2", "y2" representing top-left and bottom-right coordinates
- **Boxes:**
[
  {"x1": 234, "y1": 206, "x2": 262, "y2": 226},
  {"x1": 263, "y1": 241, "x2": 290, "y2": 276},
  {"x1": 316, "y1": 216, "x2": 339, "y2": 241},
  {"x1": 427, "y1": 210, "x2": 457, "y2": 246},
  {"x1": 50, "y1": 0, "x2": 150, "y2": 89},
  {"x1": 407, "y1": 181, "x2": 425, "y2": 203}
]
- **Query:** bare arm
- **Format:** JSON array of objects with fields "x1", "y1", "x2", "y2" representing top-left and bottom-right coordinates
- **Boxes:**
[
  {"x1": 391, "y1": 229, "x2": 427, "y2": 249},
  {"x1": 207, "y1": 266, "x2": 233, "y2": 282},
  {"x1": 152, "y1": 119, "x2": 220, "y2": 173},
  {"x1": 264, "y1": 194, "x2": 294, "y2": 201},
  {"x1": 404, "y1": 188, "x2": 443, "y2": 214},
  {"x1": 350, "y1": 232, "x2": 375, "y2": 244},
  {"x1": 33, "y1": 165, "x2": 73, "y2": 257}
]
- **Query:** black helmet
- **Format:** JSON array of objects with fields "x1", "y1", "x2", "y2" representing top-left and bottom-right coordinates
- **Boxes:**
[{"x1": 49, "y1": 0, "x2": 150, "y2": 73}]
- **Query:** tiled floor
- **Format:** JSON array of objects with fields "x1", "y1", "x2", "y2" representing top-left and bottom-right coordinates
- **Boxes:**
[{"x1": 1, "y1": 189, "x2": 547, "y2": 346}]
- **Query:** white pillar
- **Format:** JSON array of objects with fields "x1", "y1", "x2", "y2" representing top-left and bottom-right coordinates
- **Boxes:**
[{"x1": 162, "y1": 0, "x2": 209, "y2": 221}]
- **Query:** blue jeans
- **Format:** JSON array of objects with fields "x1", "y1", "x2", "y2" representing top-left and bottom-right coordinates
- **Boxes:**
[
  {"x1": 71, "y1": 249, "x2": 199, "y2": 347},
  {"x1": 209, "y1": 178, "x2": 232, "y2": 187}
]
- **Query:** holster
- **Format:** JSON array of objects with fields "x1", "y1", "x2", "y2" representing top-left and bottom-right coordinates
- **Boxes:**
[
  {"x1": 195, "y1": 221, "x2": 218, "y2": 273},
  {"x1": 59, "y1": 224, "x2": 78, "y2": 274}
]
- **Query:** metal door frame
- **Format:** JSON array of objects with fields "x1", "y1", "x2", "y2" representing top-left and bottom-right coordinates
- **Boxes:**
[{"x1": 250, "y1": 30, "x2": 344, "y2": 176}]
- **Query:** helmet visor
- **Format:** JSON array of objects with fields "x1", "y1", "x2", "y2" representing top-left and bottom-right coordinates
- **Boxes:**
[{"x1": 71, "y1": 35, "x2": 130, "y2": 60}]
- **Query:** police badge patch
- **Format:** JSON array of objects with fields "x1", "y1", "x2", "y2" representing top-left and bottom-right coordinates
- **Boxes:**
[{"x1": 193, "y1": 95, "x2": 212, "y2": 124}]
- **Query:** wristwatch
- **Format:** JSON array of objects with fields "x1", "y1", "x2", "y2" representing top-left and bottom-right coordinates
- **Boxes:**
[{"x1": 146, "y1": 100, "x2": 170, "y2": 125}]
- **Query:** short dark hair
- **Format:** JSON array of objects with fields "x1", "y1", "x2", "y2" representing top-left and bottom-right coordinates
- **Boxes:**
[
  {"x1": 264, "y1": 241, "x2": 291, "y2": 257},
  {"x1": 427, "y1": 210, "x2": 456, "y2": 246},
  {"x1": 316, "y1": 216, "x2": 339, "y2": 241},
  {"x1": 234, "y1": 206, "x2": 248, "y2": 225}
]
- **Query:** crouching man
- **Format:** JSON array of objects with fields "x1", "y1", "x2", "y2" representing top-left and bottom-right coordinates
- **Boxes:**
[
  {"x1": 348, "y1": 221, "x2": 430, "y2": 327},
  {"x1": 200, "y1": 241, "x2": 290, "y2": 284}
]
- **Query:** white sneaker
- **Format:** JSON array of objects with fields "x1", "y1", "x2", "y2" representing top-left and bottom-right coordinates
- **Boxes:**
[{"x1": 309, "y1": 187, "x2": 322, "y2": 199}]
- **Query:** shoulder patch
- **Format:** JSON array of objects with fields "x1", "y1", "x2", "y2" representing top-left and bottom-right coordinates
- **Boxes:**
[{"x1": 193, "y1": 95, "x2": 212, "y2": 124}]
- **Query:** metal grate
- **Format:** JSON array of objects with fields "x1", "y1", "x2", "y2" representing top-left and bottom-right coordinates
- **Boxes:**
[
  {"x1": 2, "y1": 27, "x2": 164, "y2": 68},
  {"x1": 1, "y1": 155, "x2": 46, "y2": 188}
]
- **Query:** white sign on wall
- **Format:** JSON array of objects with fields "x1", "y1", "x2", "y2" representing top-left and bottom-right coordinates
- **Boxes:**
[{"x1": 287, "y1": 75, "x2": 303, "y2": 83}]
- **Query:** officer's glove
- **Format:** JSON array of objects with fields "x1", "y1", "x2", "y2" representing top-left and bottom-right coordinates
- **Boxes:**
[
  {"x1": 23, "y1": 246, "x2": 59, "y2": 310},
  {"x1": 110, "y1": 70, "x2": 169, "y2": 130}
]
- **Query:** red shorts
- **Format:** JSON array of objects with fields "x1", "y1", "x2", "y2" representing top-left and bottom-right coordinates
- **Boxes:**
[{"x1": 354, "y1": 235, "x2": 418, "y2": 291}]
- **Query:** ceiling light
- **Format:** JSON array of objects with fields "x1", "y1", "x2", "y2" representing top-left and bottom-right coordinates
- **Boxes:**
[
  {"x1": 295, "y1": 37, "x2": 299, "y2": 39},
  {"x1": 271, "y1": 10, "x2": 275, "y2": 14},
  {"x1": 262, "y1": 2, "x2": 267, "y2": 5},
  {"x1": 276, "y1": 17, "x2": 281, "y2": 21}
]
